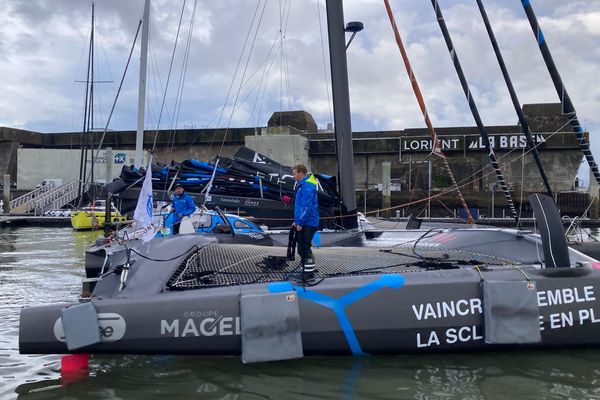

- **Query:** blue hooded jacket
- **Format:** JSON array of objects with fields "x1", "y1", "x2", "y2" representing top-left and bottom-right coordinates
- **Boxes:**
[
  {"x1": 171, "y1": 191, "x2": 196, "y2": 222},
  {"x1": 294, "y1": 175, "x2": 319, "y2": 228}
]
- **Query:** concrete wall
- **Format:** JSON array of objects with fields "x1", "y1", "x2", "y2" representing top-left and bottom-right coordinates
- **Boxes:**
[
  {"x1": 245, "y1": 134, "x2": 309, "y2": 168},
  {"x1": 0, "y1": 141, "x2": 17, "y2": 182},
  {"x1": 17, "y1": 149, "x2": 149, "y2": 190}
]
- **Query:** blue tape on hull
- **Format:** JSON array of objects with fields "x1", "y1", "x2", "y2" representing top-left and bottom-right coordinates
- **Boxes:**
[{"x1": 268, "y1": 274, "x2": 405, "y2": 355}]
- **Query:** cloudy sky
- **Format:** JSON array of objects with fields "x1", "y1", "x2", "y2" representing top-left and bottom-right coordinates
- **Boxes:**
[{"x1": 0, "y1": 0, "x2": 598, "y2": 179}]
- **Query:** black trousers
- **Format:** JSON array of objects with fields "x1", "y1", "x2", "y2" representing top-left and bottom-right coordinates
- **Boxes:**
[
  {"x1": 172, "y1": 219, "x2": 180, "y2": 235},
  {"x1": 297, "y1": 226, "x2": 317, "y2": 266}
]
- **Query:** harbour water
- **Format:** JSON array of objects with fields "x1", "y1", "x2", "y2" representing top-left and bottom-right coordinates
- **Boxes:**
[{"x1": 2, "y1": 226, "x2": 600, "y2": 399}]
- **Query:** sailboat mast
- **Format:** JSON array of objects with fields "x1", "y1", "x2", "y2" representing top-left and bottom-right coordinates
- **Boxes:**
[
  {"x1": 325, "y1": 0, "x2": 358, "y2": 229},
  {"x1": 383, "y1": 0, "x2": 475, "y2": 224},
  {"x1": 475, "y1": 0, "x2": 552, "y2": 198},
  {"x1": 429, "y1": 0, "x2": 518, "y2": 221},
  {"x1": 520, "y1": 0, "x2": 600, "y2": 186},
  {"x1": 89, "y1": 3, "x2": 95, "y2": 186},
  {"x1": 134, "y1": 0, "x2": 150, "y2": 169},
  {"x1": 77, "y1": 3, "x2": 95, "y2": 204}
]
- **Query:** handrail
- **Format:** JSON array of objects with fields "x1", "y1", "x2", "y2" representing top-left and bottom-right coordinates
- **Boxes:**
[
  {"x1": 9, "y1": 182, "x2": 56, "y2": 209},
  {"x1": 10, "y1": 181, "x2": 86, "y2": 215}
]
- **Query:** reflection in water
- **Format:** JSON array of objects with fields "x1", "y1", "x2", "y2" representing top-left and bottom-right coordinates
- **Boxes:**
[
  {"x1": 12, "y1": 350, "x2": 600, "y2": 400},
  {"x1": 4, "y1": 227, "x2": 600, "y2": 399},
  {"x1": 0, "y1": 227, "x2": 19, "y2": 266}
]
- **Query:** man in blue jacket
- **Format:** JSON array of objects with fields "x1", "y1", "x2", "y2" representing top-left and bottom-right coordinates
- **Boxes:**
[
  {"x1": 171, "y1": 184, "x2": 196, "y2": 235},
  {"x1": 292, "y1": 164, "x2": 319, "y2": 277}
]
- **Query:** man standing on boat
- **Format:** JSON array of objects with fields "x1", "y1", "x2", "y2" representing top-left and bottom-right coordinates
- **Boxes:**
[
  {"x1": 171, "y1": 184, "x2": 196, "y2": 235},
  {"x1": 292, "y1": 164, "x2": 319, "y2": 277}
]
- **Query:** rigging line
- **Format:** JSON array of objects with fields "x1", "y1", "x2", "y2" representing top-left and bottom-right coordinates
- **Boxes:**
[
  {"x1": 255, "y1": 34, "x2": 283, "y2": 127},
  {"x1": 96, "y1": 27, "x2": 117, "y2": 104},
  {"x1": 520, "y1": 0, "x2": 600, "y2": 186},
  {"x1": 78, "y1": 4, "x2": 95, "y2": 207},
  {"x1": 452, "y1": 117, "x2": 575, "y2": 195},
  {"x1": 282, "y1": 0, "x2": 293, "y2": 109},
  {"x1": 317, "y1": 0, "x2": 333, "y2": 125},
  {"x1": 89, "y1": 8, "x2": 96, "y2": 189},
  {"x1": 339, "y1": 120, "x2": 575, "y2": 220},
  {"x1": 71, "y1": 18, "x2": 91, "y2": 135},
  {"x1": 256, "y1": 123, "x2": 572, "y2": 224},
  {"x1": 250, "y1": 28, "x2": 283, "y2": 124},
  {"x1": 436, "y1": 198, "x2": 469, "y2": 224},
  {"x1": 235, "y1": 37, "x2": 285, "y2": 97},
  {"x1": 148, "y1": 40, "x2": 164, "y2": 131},
  {"x1": 211, "y1": 29, "x2": 284, "y2": 130},
  {"x1": 279, "y1": 0, "x2": 283, "y2": 122},
  {"x1": 204, "y1": 0, "x2": 263, "y2": 151},
  {"x1": 476, "y1": 0, "x2": 552, "y2": 198},
  {"x1": 219, "y1": 0, "x2": 269, "y2": 156},
  {"x1": 242, "y1": 77, "x2": 276, "y2": 127},
  {"x1": 383, "y1": 0, "x2": 474, "y2": 224},
  {"x1": 517, "y1": 145, "x2": 526, "y2": 228},
  {"x1": 91, "y1": 20, "x2": 143, "y2": 165},
  {"x1": 151, "y1": 0, "x2": 188, "y2": 153},
  {"x1": 236, "y1": 33, "x2": 290, "y2": 127},
  {"x1": 430, "y1": 0, "x2": 518, "y2": 221},
  {"x1": 168, "y1": 0, "x2": 199, "y2": 166}
]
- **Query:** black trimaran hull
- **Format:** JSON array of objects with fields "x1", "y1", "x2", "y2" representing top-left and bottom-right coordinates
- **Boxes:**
[
  {"x1": 19, "y1": 208, "x2": 600, "y2": 357},
  {"x1": 19, "y1": 0, "x2": 600, "y2": 360},
  {"x1": 19, "y1": 243, "x2": 600, "y2": 356}
]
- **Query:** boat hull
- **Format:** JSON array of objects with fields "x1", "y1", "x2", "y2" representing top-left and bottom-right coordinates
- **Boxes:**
[
  {"x1": 71, "y1": 210, "x2": 128, "y2": 231},
  {"x1": 19, "y1": 266, "x2": 600, "y2": 356}
]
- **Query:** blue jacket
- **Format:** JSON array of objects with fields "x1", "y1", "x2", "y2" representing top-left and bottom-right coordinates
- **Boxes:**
[
  {"x1": 171, "y1": 192, "x2": 196, "y2": 222},
  {"x1": 294, "y1": 175, "x2": 319, "y2": 228}
]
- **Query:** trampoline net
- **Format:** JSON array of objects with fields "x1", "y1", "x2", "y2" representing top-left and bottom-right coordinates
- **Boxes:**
[{"x1": 165, "y1": 243, "x2": 515, "y2": 290}]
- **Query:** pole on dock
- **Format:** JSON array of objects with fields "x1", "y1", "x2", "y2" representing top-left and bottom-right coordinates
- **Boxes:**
[
  {"x1": 2, "y1": 174, "x2": 10, "y2": 213},
  {"x1": 104, "y1": 193, "x2": 113, "y2": 238},
  {"x1": 105, "y1": 147, "x2": 113, "y2": 184},
  {"x1": 382, "y1": 162, "x2": 391, "y2": 218}
]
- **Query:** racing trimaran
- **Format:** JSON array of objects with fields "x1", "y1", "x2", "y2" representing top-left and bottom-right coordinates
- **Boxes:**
[{"x1": 19, "y1": 0, "x2": 600, "y2": 362}]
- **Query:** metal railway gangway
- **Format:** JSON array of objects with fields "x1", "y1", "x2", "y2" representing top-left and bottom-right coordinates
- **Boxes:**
[{"x1": 9, "y1": 181, "x2": 86, "y2": 215}]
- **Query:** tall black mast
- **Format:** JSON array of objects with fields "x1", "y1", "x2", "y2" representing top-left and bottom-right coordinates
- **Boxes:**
[
  {"x1": 89, "y1": 3, "x2": 95, "y2": 188},
  {"x1": 520, "y1": 0, "x2": 600, "y2": 186},
  {"x1": 325, "y1": 0, "x2": 358, "y2": 229},
  {"x1": 77, "y1": 3, "x2": 95, "y2": 205},
  {"x1": 430, "y1": 0, "x2": 518, "y2": 221},
  {"x1": 476, "y1": 0, "x2": 552, "y2": 197}
]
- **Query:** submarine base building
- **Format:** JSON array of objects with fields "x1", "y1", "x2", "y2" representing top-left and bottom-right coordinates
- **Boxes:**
[{"x1": 0, "y1": 103, "x2": 594, "y2": 219}]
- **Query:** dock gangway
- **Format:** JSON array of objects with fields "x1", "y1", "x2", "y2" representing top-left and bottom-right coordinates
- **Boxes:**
[{"x1": 9, "y1": 181, "x2": 87, "y2": 215}]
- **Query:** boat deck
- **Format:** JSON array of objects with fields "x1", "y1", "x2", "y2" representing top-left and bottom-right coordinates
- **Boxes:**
[{"x1": 165, "y1": 243, "x2": 516, "y2": 290}]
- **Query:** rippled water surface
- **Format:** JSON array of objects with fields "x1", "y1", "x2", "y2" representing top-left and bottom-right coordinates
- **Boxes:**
[{"x1": 2, "y1": 226, "x2": 600, "y2": 399}]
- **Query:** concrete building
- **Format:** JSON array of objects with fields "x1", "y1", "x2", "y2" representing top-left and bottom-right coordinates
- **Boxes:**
[{"x1": 0, "y1": 103, "x2": 588, "y2": 216}]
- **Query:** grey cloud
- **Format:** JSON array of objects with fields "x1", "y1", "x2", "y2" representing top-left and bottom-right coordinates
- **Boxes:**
[{"x1": 0, "y1": 0, "x2": 598, "y2": 165}]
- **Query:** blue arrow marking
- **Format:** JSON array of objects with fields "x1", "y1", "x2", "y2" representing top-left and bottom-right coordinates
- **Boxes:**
[{"x1": 268, "y1": 274, "x2": 405, "y2": 355}]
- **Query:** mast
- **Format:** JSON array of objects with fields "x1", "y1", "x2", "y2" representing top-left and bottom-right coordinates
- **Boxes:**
[
  {"x1": 429, "y1": 0, "x2": 518, "y2": 221},
  {"x1": 476, "y1": 0, "x2": 552, "y2": 197},
  {"x1": 134, "y1": 0, "x2": 150, "y2": 169},
  {"x1": 383, "y1": 0, "x2": 475, "y2": 224},
  {"x1": 77, "y1": 3, "x2": 95, "y2": 205},
  {"x1": 325, "y1": 0, "x2": 358, "y2": 229},
  {"x1": 89, "y1": 4, "x2": 95, "y2": 187},
  {"x1": 520, "y1": 0, "x2": 600, "y2": 186}
]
